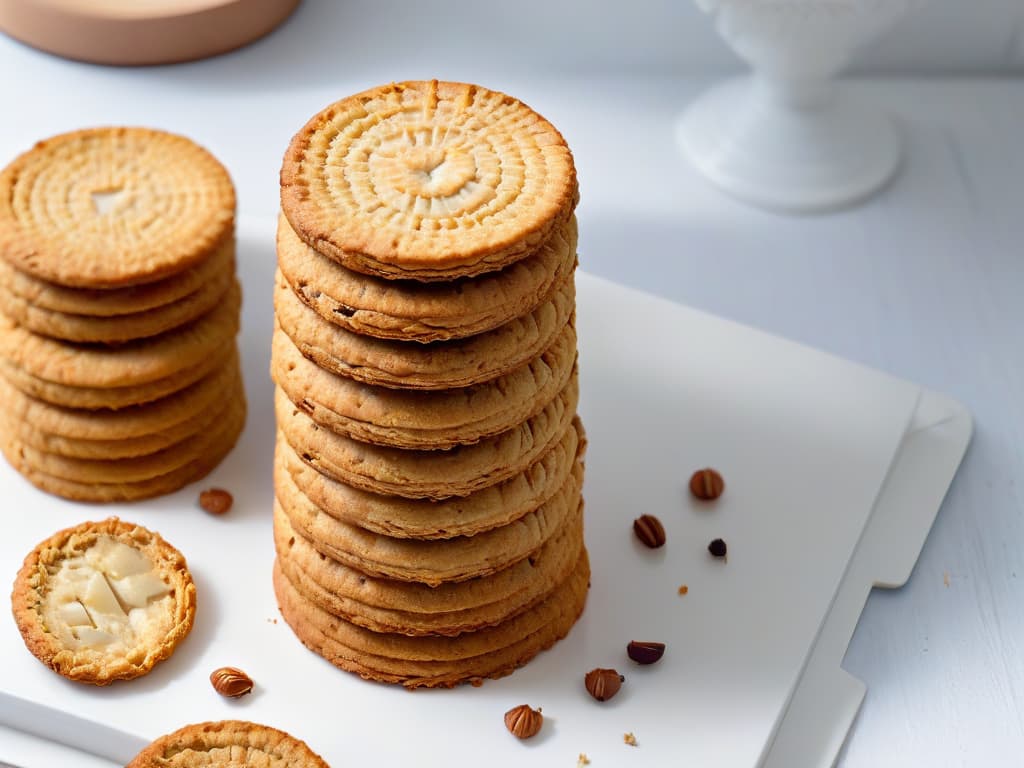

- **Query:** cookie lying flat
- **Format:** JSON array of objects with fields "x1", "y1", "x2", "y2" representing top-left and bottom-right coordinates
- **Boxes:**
[
  {"x1": 0, "y1": 367, "x2": 242, "y2": 459},
  {"x1": 0, "y1": 340, "x2": 234, "y2": 410},
  {"x1": 274, "y1": 269, "x2": 574, "y2": 391},
  {"x1": 11, "y1": 518, "x2": 195, "y2": 684},
  {"x1": 276, "y1": 374, "x2": 577, "y2": 499},
  {"x1": 280, "y1": 80, "x2": 578, "y2": 281},
  {"x1": 0, "y1": 351, "x2": 239, "y2": 441},
  {"x1": 125, "y1": 720, "x2": 329, "y2": 768},
  {"x1": 277, "y1": 211, "x2": 577, "y2": 342},
  {"x1": 275, "y1": 498, "x2": 583, "y2": 636},
  {"x1": 1, "y1": 398, "x2": 245, "y2": 502},
  {"x1": 0, "y1": 258, "x2": 234, "y2": 343},
  {"x1": 3, "y1": 398, "x2": 244, "y2": 483},
  {"x1": 274, "y1": 453, "x2": 582, "y2": 585},
  {"x1": 278, "y1": 416, "x2": 584, "y2": 539},
  {"x1": 0, "y1": 238, "x2": 234, "y2": 317},
  {"x1": 0, "y1": 127, "x2": 234, "y2": 288},
  {"x1": 271, "y1": 323, "x2": 576, "y2": 450},
  {"x1": 274, "y1": 548, "x2": 589, "y2": 688},
  {"x1": 0, "y1": 281, "x2": 240, "y2": 389}
]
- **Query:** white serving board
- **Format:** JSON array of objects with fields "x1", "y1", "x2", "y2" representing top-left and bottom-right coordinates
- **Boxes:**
[{"x1": 0, "y1": 217, "x2": 970, "y2": 768}]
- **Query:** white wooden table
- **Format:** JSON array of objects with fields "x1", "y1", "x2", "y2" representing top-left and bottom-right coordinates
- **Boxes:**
[{"x1": 0, "y1": 19, "x2": 1021, "y2": 766}]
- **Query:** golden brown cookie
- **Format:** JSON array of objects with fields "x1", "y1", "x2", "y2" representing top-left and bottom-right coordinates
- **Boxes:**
[
  {"x1": 125, "y1": 720, "x2": 330, "y2": 768},
  {"x1": 274, "y1": 452, "x2": 582, "y2": 585},
  {"x1": 273, "y1": 547, "x2": 589, "y2": 688},
  {"x1": 11, "y1": 518, "x2": 196, "y2": 684},
  {"x1": 280, "y1": 80, "x2": 578, "y2": 281},
  {"x1": 0, "y1": 127, "x2": 235, "y2": 288},
  {"x1": 275, "y1": 497, "x2": 583, "y2": 636},
  {"x1": 274, "y1": 269, "x2": 574, "y2": 391},
  {"x1": 0, "y1": 368, "x2": 242, "y2": 459},
  {"x1": 0, "y1": 340, "x2": 235, "y2": 410},
  {"x1": 1, "y1": 397, "x2": 245, "y2": 502},
  {"x1": 271, "y1": 324, "x2": 576, "y2": 450},
  {"x1": 0, "y1": 258, "x2": 234, "y2": 343},
  {"x1": 0, "y1": 237, "x2": 235, "y2": 317},
  {"x1": 276, "y1": 373, "x2": 577, "y2": 499},
  {"x1": 2, "y1": 398, "x2": 243, "y2": 483},
  {"x1": 0, "y1": 281, "x2": 240, "y2": 389},
  {"x1": 278, "y1": 415, "x2": 585, "y2": 539},
  {"x1": 277, "y1": 211, "x2": 577, "y2": 342},
  {"x1": 0, "y1": 351, "x2": 239, "y2": 441}
]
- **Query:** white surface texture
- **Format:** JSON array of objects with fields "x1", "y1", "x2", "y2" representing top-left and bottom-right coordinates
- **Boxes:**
[
  {"x1": 679, "y1": 0, "x2": 916, "y2": 212},
  {"x1": 0, "y1": 0, "x2": 1022, "y2": 77},
  {"x1": 0, "y1": 6, "x2": 1021, "y2": 765},
  {"x1": 0, "y1": 253, "x2": 941, "y2": 767}
]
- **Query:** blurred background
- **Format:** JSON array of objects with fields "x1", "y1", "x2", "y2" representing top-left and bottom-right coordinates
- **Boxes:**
[{"x1": 252, "y1": 0, "x2": 1024, "y2": 76}]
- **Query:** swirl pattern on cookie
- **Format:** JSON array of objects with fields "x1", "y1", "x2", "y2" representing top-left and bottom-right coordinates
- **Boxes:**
[
  {"x1": 281, "y1": 80, "x2": 577, "y2": 280},
  {"x1": 0, "y1": 127, "x2": 234, "y2": 288}
]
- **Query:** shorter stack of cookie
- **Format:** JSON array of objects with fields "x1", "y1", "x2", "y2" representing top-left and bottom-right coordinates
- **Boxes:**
[
  {"x1": 0, "y1": 127, "x2": 245, "y2": 502},
  {"x1": 272, "y1": 81, "x2": 588, "y2": 688}
]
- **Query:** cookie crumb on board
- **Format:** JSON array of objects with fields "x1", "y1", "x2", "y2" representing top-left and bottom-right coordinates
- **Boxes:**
[
  {"x1": 678, "y1": 584, "x2": 689, "y2": 596},
  {"x1": 577, "y1": 753, "x2": 591, "y2": 766},
  {"x1": 623, "y1": 732, "x2": 638, "y2": 747}
]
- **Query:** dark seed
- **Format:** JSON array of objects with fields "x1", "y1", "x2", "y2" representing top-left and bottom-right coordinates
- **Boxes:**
[
  {"x1": 627, "y1": 641, "x2": 666, "y2": 665},
  {"x1": 690, "y1": 468, "x2": 725, "y2": 501},
  {"x1": 199, "y1": 488, "x2": 233, "y2": 515},
  {"x1": 585, "y1": 668, "x2": 624, "y2": 701},
  {"x1": 632, "y1": 514, "x2": 666, "y2": 548},
  {"x1": 708, "y1": 538, "x2": 728, "y2": 558}
]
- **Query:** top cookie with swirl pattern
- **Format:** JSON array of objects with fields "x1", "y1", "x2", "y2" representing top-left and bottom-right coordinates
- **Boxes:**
[
  {"x1": 280, "y1": 80, "x2": 578, "y2": 281},
  {"x1": 0, "y1": 127, "x2": 234, "y2": 288}
]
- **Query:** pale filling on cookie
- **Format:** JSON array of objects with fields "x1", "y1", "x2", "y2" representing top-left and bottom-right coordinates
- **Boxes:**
[{"x1": 43, "y1": 536, "x2": 173, "y2": 654}]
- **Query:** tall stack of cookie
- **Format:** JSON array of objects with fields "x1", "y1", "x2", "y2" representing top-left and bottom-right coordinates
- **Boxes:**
[
  {"x1": 272, "y1": 81, "x2": 587, "y2": 687},
  {"x1": 0, "y1": 127, "x2": 245, "y2": 502}
]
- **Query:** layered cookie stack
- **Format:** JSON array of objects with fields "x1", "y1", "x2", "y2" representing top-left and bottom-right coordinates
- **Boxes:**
[
  {"x1": 0, "y1": 127, "x2": 245, "y2": 502},
  {"x1": 272, "y1": 81, "x2": 588, "y2": 688}
]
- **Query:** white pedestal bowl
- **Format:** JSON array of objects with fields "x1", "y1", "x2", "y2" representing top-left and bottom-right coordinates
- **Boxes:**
[{"x1": 679, "y1": 0, "x2": 923, "y2": 213}]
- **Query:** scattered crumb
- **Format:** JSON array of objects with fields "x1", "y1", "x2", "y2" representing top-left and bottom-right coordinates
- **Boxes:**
[
  {"x1": 623, "y1": 732, "x2": 638, "y2": 747},
  {"x1": 943, "y1": 571, "x2": 950, "y2": 588},
  {"x1": 266, "y1": 618, "x2": 278, "y2": 624},
  {"x1": 577, "y1": 754, "x2": 590, "y2": 767},
  {"x1": 678, "y1": 584, "x2": 689, "y2": 596}
]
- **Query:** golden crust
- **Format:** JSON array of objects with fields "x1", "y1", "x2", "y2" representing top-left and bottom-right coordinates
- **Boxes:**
[
  {"x1": 10, "y1": 518, "x2": 196, "y2": 685},
  {"x1": 280, "y1": 80, "x2": 578, "y2": 281},
  {"x1": 274, "y1": 269, "x2": 575, "y2": 391},
  {"x1": 0, "y1": 281, "x2": 240, "y2": 388},
  {"x1": 0, "y1": 396, "x2": 245, "y2": 501},
  {"x1": 274, "y1": 502, "x2": 583, "y2": 636},
  {"x1": 0, "y1": 351, "x2": 239, "y2": 441},
  {"x1": 0, "y1": 127, "x2": 235, "y2": 288},
  {"x1": 0, "y1": 237, "x2": 235, "y2": 317},
  {"x1": 0, "y1": 256, "x2": 234, "y2": 343},
  {"x1": 271, "y1": 323, "x2": 577, "y2": 450},
  {"x1": 276, "y1": 415, "x2": 583, "y2": 540},
  {"x1": 274, "y1": 448, "x2": 583, "y2": 586},
  {"x1": 274, "y1": 548, "x2": 589, "y2": 688},
  {"x1": 276, "y1": 211, "x2": 577, "y2": 341},
  {"x1": 0, "y1": 340, "x2": 235, "y2": 410},
  {"x1": 275, "y1": 373, "x2": 578, "y2": 500},
  {"x1": 125, "y1": 720, "x2": 330, "y2": 768}
]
